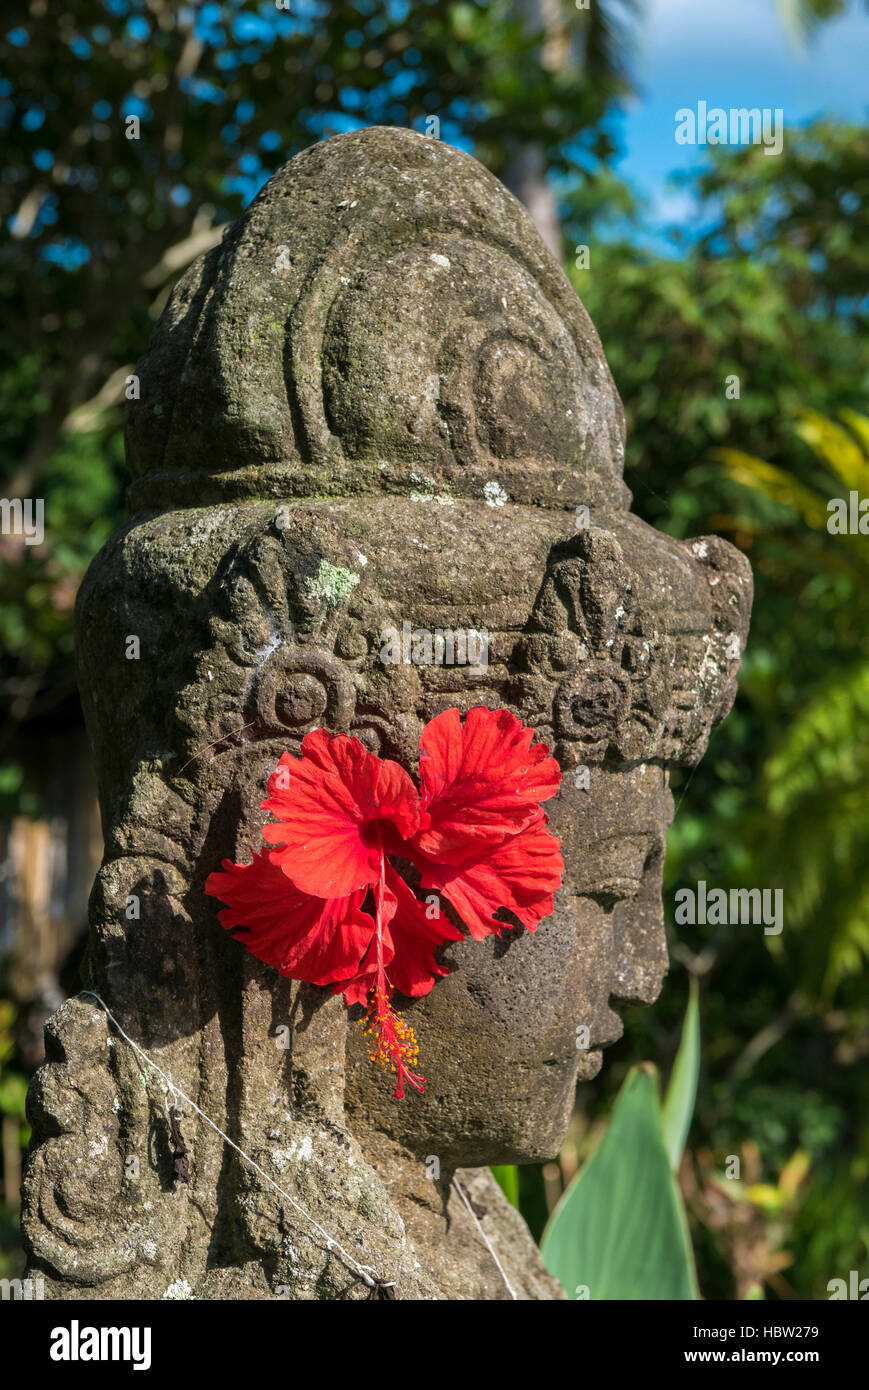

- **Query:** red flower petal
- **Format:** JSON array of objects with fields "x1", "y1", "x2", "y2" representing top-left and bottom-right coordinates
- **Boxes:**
[
  {"x1": 413, "y1": 706, "x2": 561, "y2": 864},
  {"x1": 205, "y1": 706, "x2": 564, "y2": 1100},
  {"x1": 419, "y1": 817, "x2": 565, "y2": 940},
  {"x1": 338, "y1": 970, "x2": 374, "y2": 1008},
  {"x1": 261, "y1": 731, "x2": 421, "y2": 898},
  {"x1": 381, "y1": 862, "x2": 463, "y2": 997},
  {"x1": 205, "y1": 850, "x2": 376, "y2": 988},
  {"x1": 335, "y1": 866, "x2": 462, "y2": 1004}
]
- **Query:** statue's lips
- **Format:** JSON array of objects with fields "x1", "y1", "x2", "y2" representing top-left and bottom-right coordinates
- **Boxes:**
[
  {"x1": 576, "y1": 1050, "x2": 605, "y2": 1082},
  {"x1": 576, "y1": 1012, "x2": 625, "y2": 1081}
]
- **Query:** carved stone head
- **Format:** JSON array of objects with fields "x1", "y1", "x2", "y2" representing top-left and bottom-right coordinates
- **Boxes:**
[{"x1": 23, "y1": 128, "x2": 751, "y2": 1300}]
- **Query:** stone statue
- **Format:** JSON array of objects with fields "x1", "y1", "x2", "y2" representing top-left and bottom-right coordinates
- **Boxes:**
[{"x1": 21, "y1": 126, "x2": 752, "y2": 1300}]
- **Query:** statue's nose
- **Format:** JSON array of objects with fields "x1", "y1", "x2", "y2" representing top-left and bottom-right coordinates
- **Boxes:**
[
  {"x1": 608, "y1": 845, "x2": 669, "y2": 1008},
  {"x1": 610, "y1": 944, "x2": 668, "y2": 1008}
]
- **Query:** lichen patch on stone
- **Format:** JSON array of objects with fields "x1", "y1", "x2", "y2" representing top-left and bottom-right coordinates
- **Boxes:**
[
  {"x1": 306, "y1": 559, "x2": 361, "y2": 604},
  {"x1": 162, "y1": 1278, "x2": 195, "y2": 1300},
  {"x1": 484, "y1": 481, "x2": 508, "y2": 508}
]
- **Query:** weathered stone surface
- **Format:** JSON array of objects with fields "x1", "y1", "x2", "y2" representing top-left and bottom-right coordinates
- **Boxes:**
[{"x1": 21, "y1": 126, "x2": 751, "y2": 1300}]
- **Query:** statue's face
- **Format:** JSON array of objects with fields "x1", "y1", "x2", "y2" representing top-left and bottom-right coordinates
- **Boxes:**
[
  {"x1": 346, "y1": 762, "x2": 672, "y2": 1166},
  {"x1": 344, "y1": 511, "x2": 751, "y2": 1166}
]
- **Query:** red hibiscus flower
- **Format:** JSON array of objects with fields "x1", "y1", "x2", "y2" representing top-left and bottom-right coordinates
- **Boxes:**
[{"x1": 205, "y1": 707, "x2": 563, "y2": 1097}]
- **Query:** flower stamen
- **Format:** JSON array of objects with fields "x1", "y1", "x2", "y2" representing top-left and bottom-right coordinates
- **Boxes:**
[
  {"x1": 365, "y1": 985, "x2": 425, "y2": 1099},
  {"x1": 366, "y1": 844, "x2": 425, "y2": 1098}
]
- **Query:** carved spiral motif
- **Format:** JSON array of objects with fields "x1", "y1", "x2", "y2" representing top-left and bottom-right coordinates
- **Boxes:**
[
  {"x1": 247, "y1": 646, "x2": 355, "y2": 739},
  {"x1": 555, "y1": 663, "x2": 631, "y2": 749}
]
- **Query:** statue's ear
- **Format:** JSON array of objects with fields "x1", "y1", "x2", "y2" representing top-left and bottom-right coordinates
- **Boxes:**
[
  {"x1": 513, "y1": 522, "x2": 752, "y2": 770},
  {"x1": 682, "y1": 533, "x2": 753, "y2": 731}
]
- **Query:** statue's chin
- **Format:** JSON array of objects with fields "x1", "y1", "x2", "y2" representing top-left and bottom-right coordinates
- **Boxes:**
[{"x1": 575, "y1": 1048, "x2": 605, "y2": 1082}]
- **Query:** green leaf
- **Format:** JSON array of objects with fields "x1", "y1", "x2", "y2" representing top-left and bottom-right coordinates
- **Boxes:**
[
  {"x1": 0, "y1": 1071, "x2": 28, "y2": 1116},
  {"x1": 540, "y1": 1066, "x2": 699, "y2": 1300},
  {"x1": 491, "y1": 1164, "x2": 520, "y2": 1208},
  {"x1": 661, "y1": 979, "x2": 701, "y2": 1172}
]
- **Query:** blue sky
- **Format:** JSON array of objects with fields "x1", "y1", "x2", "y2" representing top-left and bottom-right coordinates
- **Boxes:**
[{"x1": 611, "y1": 0, "x2": 869, "y2": 229}]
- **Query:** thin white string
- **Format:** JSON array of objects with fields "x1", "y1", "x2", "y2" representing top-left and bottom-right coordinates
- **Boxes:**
[
  {"x1": 452, "y1": 1175, "x2": 518, "y2": 1300},
  {"x1": 77, "y1": 990, "x2": 384, "y2": 1291}
]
